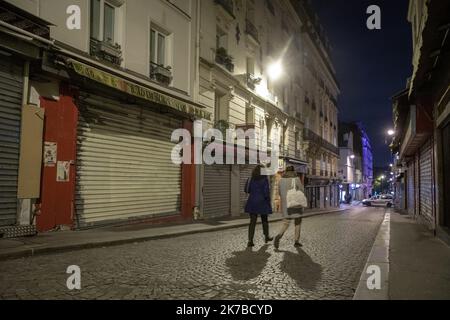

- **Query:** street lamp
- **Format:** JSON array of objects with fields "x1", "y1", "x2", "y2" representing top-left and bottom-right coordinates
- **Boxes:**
[
  {"x1": 267, "y1": 61, "x2": 283, "y2": 80},
  {"x1": 387, "y1": 129, "x2": 395, "y2": 136},
  {"x1": 350, "y1": 154, "x2": 355, "y2": 159}
]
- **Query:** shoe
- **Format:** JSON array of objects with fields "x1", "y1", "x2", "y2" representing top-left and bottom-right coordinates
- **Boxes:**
[
  {"x1": 274, "y1": 235, "x2": 281, "y2": 249},
  {"x1": 294, "y1": 242, "x2": 303, "y2": 248},
  {"x1": 247, "y1": 242, "x2": 255, "y2": 247},
  {"x1": 265, "y1": 236, "x2": 274, "y2": 243}
]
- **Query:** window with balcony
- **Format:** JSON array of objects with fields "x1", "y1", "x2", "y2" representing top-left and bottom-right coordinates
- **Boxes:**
[
  {"x1": 90, "y1": 0, "x2": 123, "y2": 65},
  {"x1": 150, "y1": 26, "x2": 173, "y2": 86}
]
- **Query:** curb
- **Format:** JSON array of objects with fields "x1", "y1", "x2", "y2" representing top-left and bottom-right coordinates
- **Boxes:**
[
  {"x1": 353, "y1": 210, "x2": 391, "y2": 300},
  {"x1": 0, "y1": 208, "x2": 347, "y2": 262}
]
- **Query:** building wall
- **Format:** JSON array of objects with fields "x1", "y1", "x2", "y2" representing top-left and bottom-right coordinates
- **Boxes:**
[{"x1": 6, "y1": 0, "x2": 197, "y2": 97}]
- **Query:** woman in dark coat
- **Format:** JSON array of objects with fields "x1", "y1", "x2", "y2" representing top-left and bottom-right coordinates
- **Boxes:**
[{"x1": 245, "y1": 165, "x2": 273, "y2": 247}]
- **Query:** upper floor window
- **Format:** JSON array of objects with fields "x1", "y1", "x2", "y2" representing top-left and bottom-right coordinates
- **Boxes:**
[
  {"x1": 90, "y1": 0, "x2": 123, "y2": 65},
  {"x1": 150, "y1": 25, "x2": 173, "y2": 86},
  {"x1": 91, "y1": 0, "x2": 118, "y2": 44}
]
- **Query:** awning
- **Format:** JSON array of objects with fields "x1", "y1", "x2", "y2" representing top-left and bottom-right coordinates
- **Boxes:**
[
  {"x1": 284, "y1": 157, "x2": 308, "y2": 174},
  {"x1": 66, "y1": 59, "x2": 212, "y2": 120}
]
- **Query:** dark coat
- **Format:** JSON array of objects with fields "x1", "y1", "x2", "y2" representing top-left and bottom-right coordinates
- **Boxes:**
[{"x1": 244, "y1": 177, "x2": 273, "y2": 215}]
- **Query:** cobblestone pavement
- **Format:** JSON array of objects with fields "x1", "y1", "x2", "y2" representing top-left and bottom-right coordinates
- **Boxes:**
[{"x1": 0, "y1": 206, "x2": 386, "y2": 300}]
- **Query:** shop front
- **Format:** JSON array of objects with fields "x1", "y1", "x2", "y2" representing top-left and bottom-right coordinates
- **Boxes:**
[{"x1": 36, "y1": 56, "x2": 209, "y2": 230}]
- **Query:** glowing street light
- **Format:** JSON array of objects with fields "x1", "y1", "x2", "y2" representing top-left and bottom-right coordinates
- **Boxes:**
[
  {"x1": 387, "y1": 129, "x2": 395, "y2": 136},
  {"x1": 267, "y1": 61, "x2": 283, "y2": 80},
  {"x1": 350, "y1": 154, "x2": 355, "y2": 159}
]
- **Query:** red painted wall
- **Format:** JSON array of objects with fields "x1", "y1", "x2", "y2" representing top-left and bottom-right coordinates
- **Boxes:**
[{"x1": 37, "y1": 84, "x2": 78, "y2": 232}]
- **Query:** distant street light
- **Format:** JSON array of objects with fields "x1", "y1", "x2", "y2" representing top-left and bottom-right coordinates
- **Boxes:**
[
  {"x1": 350, "y1": 155, "x2": 355, "y2": 159},
  {"x1": 267, "y1": 61, "x2": 283, "y2": 80},
  {"x1": 387, "y1": 129, "x2": 395, "y2": 136}
]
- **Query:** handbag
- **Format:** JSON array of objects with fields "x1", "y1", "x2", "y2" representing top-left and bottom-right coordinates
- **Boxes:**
[{"x1": 286, "y1": 178, "x2": 308, "y2": 209}]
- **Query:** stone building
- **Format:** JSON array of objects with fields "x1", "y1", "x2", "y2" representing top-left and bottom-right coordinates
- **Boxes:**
[{"x1": 391, "y1": 0, "x2": 450, "y2": 243}]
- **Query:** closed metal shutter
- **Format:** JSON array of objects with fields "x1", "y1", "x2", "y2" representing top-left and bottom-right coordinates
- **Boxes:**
[
  {"x1": 240, "y1": 165, "x2": 256, "y2": 214},
  {"x1": 407, "y1": 162, "x2": 415, "y2": 216},
  {"x1": 419, "y1": 140, "x2": 433, "y2": 227},
  {"x1": 0, "y1": 57, "x2": 23, "y2": 227},
  {"x1": 76, "y1": 93, "x2": 183, "y2": 227},
  {"x1": 203, "y1": 164, "x2": 231, "y2": 218}
]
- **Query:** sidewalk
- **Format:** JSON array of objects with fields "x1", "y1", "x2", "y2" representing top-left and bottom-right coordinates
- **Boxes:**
[
  {"x1": 389, "y1": 212, "x2": 450, "y2": 300},
  {"x1": 354, "y1": 210, "x2": 450, "y2": 300},
  {"x1": 0, "y1": 207, "x2": 346, "y2": 261}
]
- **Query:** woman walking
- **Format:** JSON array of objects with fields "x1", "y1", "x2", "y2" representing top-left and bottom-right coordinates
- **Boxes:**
[
  {"x1": 274, "y1": 166, "x2": 305, "y2": 249},
  {"x1": 244, "y1": 165, "x2": 273, "y2": 247}
]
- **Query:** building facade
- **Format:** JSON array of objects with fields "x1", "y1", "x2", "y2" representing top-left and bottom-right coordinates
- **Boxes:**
[
  {"x1": 338, "y1": 122, "x2": 373, "y2": 202},
  {"x1": 391, "y1": 0, "x2": 450, "y2": 243},
  {"x1": 0, "y1": 0, "x2": 205, "y2": 234},
  {"x1": 0, "y1": 0, "x2": 340, "y2": 236},
  {"x1": 196, "y1": 0, "x2": 340, "y2": 216}
]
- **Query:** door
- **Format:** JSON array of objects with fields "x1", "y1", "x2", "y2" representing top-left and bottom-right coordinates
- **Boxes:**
[
  {"x1": 0, "y1": 57, "x2": 23, "y2": 227},
  {"x1": 419, "y1": 140, "x2": 433, "y2": 227},
  {"x1": 203, "y1": 164, "x2": 231, "y2": 218},
  {"x1": 442, "y1": 123, "x2": 450, "y2": 228}
]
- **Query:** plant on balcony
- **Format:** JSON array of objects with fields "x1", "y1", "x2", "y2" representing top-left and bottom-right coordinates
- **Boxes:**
[
  {"x1": 247, "y1": 73, "x2": 262, "y2": 90},
  {"x1": 90, "y1": 38, "x2": 123, "y2": 66},
  {"x1": 150, "y1": 63, "x2": 173, "y2": 86},
  {"x1": 215, "y1": 47, "x2": 234, "y2": 73}
]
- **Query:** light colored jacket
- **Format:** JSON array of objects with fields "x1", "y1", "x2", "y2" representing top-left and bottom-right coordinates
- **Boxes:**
[{"x1": 278, "y1": 177, "x2": 305, "y2": 218}]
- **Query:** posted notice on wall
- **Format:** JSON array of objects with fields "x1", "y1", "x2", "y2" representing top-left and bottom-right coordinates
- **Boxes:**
[
  {"x1": 44, "y1": 142, "x2": 57, "y2": 167},
  {"x1": 57, "y1": 161, "x2": 70, "y2": 182}
]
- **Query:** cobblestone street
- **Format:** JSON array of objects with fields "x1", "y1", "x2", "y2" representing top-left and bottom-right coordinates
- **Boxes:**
[{"x1": 0, "y1": 206, "x2": 386, "y2": 300}]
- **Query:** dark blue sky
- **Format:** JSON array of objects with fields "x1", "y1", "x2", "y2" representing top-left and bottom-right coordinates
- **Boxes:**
[{"x1": 310, "y1": 0, "x2": 412, "y2": 166}]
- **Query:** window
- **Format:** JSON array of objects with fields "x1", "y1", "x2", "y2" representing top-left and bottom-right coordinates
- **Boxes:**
[
  {"x1": 216, "y1": 27, "x2": 228, "y2": 50},
  {"x1": 90, "y1": 0, "x2": 118, "y2": 44},
  {"x1": 150, "y1": 28, "x2": 167, "y2": 66}
]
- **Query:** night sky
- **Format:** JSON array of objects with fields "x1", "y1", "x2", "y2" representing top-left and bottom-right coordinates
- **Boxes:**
[{"x1": 309, "y1": 0, "x2": 412, "y2": 166}]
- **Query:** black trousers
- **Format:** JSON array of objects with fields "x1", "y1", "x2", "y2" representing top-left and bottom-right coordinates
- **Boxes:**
[{"x1": 248, "y1": 214, "x2": 269, "y2": 242}]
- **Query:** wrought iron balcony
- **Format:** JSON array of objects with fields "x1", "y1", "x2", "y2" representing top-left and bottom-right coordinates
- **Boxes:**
[
  {"x1": 303, "y1": 128, "x2": 339, "y2": 155},
  {"x1": 215, "y1": 0, "x2": 234, "y2": 19},
  {"x1": 150, "y1": 62, "x2": 173, "y2": 86},
  {"x1": 215, "y1": 47, "x2": 234, "y2": 73},
  {"x1": 90, "y1": 38, "x2": 122, "y2": 66},
  {"x1": 245, "y1": 19, "x2": 259, "y2": 44}
]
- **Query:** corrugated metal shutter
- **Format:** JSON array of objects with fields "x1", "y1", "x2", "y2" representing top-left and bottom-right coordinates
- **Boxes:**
[
  {"x1": 0, "y1": 57, "x2": 23, "y2": 227},
  {"x1": 76, "y1": 93, "x2": 183, "y2": 227},
  {"x1": 203, "y1": 164, "x2": 231, "y2": 218},
  {"x1": 407, "y1": 162, "x2": 415, "y2": 216},
  {"x1": 240, "y1": 165, "x2": 256, "y2": 213},
  {"x1": 419, "y1": 140, "x2": 433, "y2": 227}
]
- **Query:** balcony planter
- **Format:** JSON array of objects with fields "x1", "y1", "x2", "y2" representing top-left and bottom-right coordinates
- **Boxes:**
[
  {"x1": 90, "y1": 38, "x2": 122, "y2": 66},
  {"x1": 150, "y1": 63, "x2": 173, "y2": 86},
  {"x1": 215, "y1": 47, "x2": 234, "y2": 73},
  {"x1": 247, "y1": 73, "x2": 262, "y2": 90}
]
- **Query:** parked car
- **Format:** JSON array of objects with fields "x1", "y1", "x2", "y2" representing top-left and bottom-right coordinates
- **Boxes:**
[{"x1": 362, "y1": 194, "x2": 393, "y2": 207}]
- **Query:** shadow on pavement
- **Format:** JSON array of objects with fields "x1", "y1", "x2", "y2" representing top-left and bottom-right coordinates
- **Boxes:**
[
  {"x1": 280, "y1": 248, "x2": 323, "y2": 291},
  {"x1": 226, "y1": 245, "x2": 271, "y2": 281}
]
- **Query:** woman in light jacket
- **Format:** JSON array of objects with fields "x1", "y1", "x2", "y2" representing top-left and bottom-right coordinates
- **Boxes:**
[
  {"x1": 245, "y1": 164, "x2": 273, "y2": 247},
  {"x1": 274, "y1": 166, "x2": 305, "y2": 249}
]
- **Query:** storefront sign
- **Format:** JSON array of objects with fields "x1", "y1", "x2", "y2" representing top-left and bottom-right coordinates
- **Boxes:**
[{"x1": 68, "y1": 60, "x2": 212, "y2": 121}]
